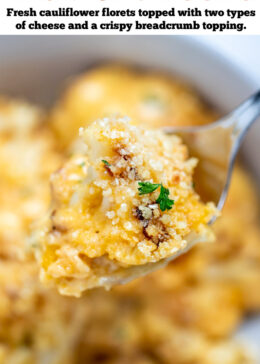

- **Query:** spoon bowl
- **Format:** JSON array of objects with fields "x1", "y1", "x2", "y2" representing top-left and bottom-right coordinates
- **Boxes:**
[{"x1": 164, "y1": 90, "x2": 260, "y2": 222}]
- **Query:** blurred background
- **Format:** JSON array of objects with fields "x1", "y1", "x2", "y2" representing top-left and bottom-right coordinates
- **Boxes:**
[
  {"x1": 197, "y1": 36, "x2": 260, "y2": 83},
  {"x1": 0, "y1": 34, "x2": 259, "y2": 364}
]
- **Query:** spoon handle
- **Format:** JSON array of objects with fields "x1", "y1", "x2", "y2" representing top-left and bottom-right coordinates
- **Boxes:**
[
  {"x1": 214, "y1": 90, "x2": 260, "y2": 212},
  {"x1": 228, "y1": 90, "x2": 260, "y2": 143}
]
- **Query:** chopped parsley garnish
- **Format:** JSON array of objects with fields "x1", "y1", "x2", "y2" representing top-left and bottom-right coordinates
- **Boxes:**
[
  {"x1": 102, "y1": 160, "x2": 111, "y2": 167},
  {"x1": 138, "y1": 181, "x2": 160, "y2": 195},
  {"x1": 143, "y1": 94, "x2": 164, "y2": 110},
  {"x1": 144, "y1": 94, "x2": 159, "y2": 103},
  {"x1": 156, "y1": 185, "x2": 174, "y2": 211},
  {"x1": 138, "y1": 182, "x2": 174, "y2": 211},
  {"x1": 79, "y1": 161, "x2": 85, "y2": 167}
]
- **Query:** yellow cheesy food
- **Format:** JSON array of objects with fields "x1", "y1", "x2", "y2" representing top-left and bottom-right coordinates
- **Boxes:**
[
  {"x1": 0, "y1": 64, "x2": 259, "y2": 364},
  {"x1": 49, "y1": 65, "x2": 218, "y2": 149},
  {"x1": 39, "y1": 117, "x2": 216, "y2": 296},
  {"x1": 0, "y1": 97, "x2": 62, "y2": 261}
]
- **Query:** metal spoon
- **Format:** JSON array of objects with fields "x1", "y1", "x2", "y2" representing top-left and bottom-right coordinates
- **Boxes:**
[{"x1": 164, "y1": 90, "x2": 260, "y2": 222}]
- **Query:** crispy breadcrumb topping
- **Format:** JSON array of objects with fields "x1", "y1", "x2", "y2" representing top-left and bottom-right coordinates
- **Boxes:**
[{"x1": 38, "y1": 117, "x2": 217, "y2": 296}]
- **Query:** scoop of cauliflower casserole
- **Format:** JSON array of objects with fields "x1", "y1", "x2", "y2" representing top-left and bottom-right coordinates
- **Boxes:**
[{"x1": 38, "y1": 117, "x2": 217, "y2": 297}]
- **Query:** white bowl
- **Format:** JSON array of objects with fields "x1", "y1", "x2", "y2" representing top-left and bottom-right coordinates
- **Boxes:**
[{"x1": 0, "y1": 35, "x2": 259, "y2": 359}]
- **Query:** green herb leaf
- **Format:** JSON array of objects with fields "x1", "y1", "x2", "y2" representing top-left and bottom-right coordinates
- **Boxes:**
[
  {"x1": 102, "y1": 160, "x2": 111, "y2": 167},
  {"x1": 143, "y1": 94, "x2": 164, "y2": 110},
  {"x1": 138, "y1": 181, "x2": 160, "y2": 195},
  {"x1": 144, "y1": 94, "x2": 159, "y2": 103},
  {"x1": 79, "y1": 161, "x2": 85, "y2": 168},
  {"x1": 156, "y1": 184, "x2": 174, "y2": 211},
  {"x1": 138, "y1": 181, "x2": 174, "y2": 212}
]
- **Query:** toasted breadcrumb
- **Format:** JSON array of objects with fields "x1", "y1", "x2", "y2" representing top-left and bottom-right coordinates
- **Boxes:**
[{"x1": 39, "y1": 117, "x2": 217, "y2": 296}]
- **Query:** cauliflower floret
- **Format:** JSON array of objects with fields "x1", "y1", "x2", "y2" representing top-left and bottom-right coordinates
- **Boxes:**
[
  {"x1": 38, "y1": 117, "x2": 217, "y2": 297},
  {"x1": 49, "y1": 65, "x2": 218, "y2": 149}
]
